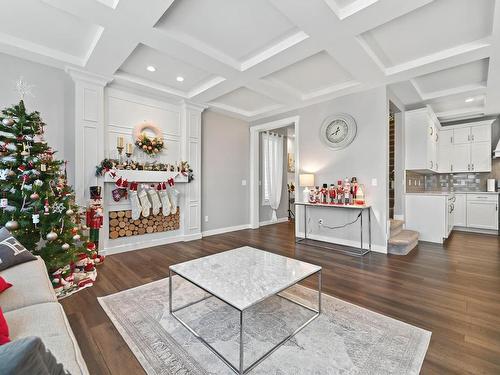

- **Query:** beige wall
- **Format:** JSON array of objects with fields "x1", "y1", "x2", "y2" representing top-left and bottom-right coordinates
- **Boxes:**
[{"x1": 201, "y1": 110, "x2": 250, "y2": 232}]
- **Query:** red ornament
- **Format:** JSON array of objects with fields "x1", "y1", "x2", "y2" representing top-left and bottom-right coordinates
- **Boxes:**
[{"x1": 86, "y1": 242, "x2": 96, "y2": 251}]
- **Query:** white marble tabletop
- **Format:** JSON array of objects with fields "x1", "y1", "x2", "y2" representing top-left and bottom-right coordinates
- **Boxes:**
[{"x1": 170, "y1": 246, "x2": 321, "y2": 311}]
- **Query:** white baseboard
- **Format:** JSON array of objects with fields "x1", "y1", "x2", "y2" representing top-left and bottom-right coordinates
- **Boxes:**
[
  {"x1": 103, "y1": 233, "x2": 202, "y2": 256},
  {"x1": 202, "y1": 224, "x2": 251, "y2": 237},
  {"x1": 452, "y1": 226, "x2": 498, "y2": 235},
  {"x1": 296, "y1": 231, "x2": 387, "y2": 254},
  {"x1": 259, "y1": 217, "x2": 289, "y2": 226}
]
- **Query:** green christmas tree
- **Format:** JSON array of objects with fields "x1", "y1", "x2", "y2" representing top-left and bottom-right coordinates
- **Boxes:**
[{"x1": 0, "y1": 97, "x2": 84, "y2": 271}]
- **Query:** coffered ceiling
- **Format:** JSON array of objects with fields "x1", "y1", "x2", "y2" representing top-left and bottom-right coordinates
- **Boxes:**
[{"x1": 0, "y1": 0, "x2": 499, "y2": 122}]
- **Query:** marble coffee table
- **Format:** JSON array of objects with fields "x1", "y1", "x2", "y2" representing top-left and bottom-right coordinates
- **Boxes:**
[{"x1": 169, "y1": 246, "x2": 322, "y2": 374}]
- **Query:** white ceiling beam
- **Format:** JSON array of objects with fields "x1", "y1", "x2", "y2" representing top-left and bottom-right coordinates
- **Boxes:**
[{"x1": 268, "y1": 0, "x2": 384, "y2": 83}]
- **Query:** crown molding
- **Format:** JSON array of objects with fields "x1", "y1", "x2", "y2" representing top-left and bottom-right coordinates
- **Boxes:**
[{"x1": 65, "y1": 67, "x2": 113, "y2": 86}]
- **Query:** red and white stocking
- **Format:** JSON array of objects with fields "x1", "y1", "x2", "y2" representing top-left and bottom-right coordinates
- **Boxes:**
[
  {"x1": 148, "y1": 188, "x2": 161, "y2": 216},
  {"x1": 167, "y1": 179, "x2": 180, "y2": 215},
  {"x1": 129, "y1": 182, "x2": 141, "y2": 220},
  {"x1": 138, "y1": 187, "x2": 152, "y2": 217},
  {"x1": 158, "y1": 182, "x2": 171, "y2": 216}
]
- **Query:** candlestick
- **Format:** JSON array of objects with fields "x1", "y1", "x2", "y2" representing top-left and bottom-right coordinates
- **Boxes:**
[
  {"x1": 126, "y1": 143, "x2": 133, "y2": 156},
  {"x1": 117, "y1": 136, "x2": 124, "y2": 148}
]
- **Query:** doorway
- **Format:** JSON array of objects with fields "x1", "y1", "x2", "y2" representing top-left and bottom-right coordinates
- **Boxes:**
[
  {"x1": 389, "y1": 101, "x2": 403, "y2": 220},
  {"x1": 249, "y1": 116, "x2": 300, "y2": 229}
]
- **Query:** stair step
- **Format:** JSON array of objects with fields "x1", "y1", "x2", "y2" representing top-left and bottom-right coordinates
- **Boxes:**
[
  {"x1": 389, "y1": 229, "x2": 419, "y2": 246},
  {"x1": 390, "y1": 219, "x2": 404, "y2": 230}
]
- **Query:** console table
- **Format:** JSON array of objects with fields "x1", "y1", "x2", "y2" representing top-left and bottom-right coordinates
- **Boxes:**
[{"x1": 294, "y1": 202, "x2": 371, "y2": 256}]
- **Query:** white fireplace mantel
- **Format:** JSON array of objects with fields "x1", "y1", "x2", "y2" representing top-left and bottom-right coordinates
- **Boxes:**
[{"x1": 103, "y1": 170, "x2": 188, "y2": 184}]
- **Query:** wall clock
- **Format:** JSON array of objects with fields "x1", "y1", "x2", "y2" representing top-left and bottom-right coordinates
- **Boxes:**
[{"x1": 320, "y1": 113, "x2": 357, "y2": 150}]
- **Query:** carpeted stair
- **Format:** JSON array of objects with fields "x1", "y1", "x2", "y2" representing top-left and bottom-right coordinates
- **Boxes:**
[{"x1": 388, "y1": 219, "x2": 418, "y2": 255}]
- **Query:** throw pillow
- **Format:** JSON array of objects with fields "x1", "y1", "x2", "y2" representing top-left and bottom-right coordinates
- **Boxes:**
[
  {"x1": 0, "y1": 277, "x2": 12, "y2": 293},
  {"x1": 0, "y1": 308, "x2": 10, "y2": 345},
  {"x1": 0, "y1": 228, "x2": 36, "y2": 272}
]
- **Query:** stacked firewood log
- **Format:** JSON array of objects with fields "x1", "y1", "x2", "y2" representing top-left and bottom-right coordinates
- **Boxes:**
[{"x1": 108, "y1": 209, "x2": 180, "y2": 239}]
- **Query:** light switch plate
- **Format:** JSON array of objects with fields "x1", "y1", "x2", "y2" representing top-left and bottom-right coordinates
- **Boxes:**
[
  {"x1": 242, "y1": 179, "x2": 247, "y2": 186},
  {"x1": 371, "y1": 178, "x2": 378, "y2": 186}
]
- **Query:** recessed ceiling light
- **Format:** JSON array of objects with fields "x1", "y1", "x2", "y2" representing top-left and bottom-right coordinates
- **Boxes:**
[
  {"x1": 146, "y1": 65, "x2": 156, "y2": 72},
  {"x1": 176, "y1": 76, "x2": 184, "y2": 82},
  {"x1": 465, "y1": 97, "x2": 475, "y2": 103}
]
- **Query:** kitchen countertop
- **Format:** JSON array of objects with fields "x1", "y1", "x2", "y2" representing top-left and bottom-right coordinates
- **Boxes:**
[{"x1": 406, "y1": 191, "x2": 500, "y2": 195}]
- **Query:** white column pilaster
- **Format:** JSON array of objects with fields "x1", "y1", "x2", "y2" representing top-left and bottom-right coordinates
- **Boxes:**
[
  {"x1": 66, "y1": 68, "x2": 112, "y2": 206},
  {"x1": 181, "y1": 101, "x2": 205, "y2": 239}
]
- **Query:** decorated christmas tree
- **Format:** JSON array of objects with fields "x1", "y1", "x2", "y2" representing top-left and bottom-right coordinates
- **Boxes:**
[{"x1": 0, "y1": 81, "x2": 84, "y2": 272}]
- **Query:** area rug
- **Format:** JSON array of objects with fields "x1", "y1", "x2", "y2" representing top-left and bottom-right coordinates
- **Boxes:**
[{"x1": 98, "y1": 277, "x2": 431, "y2": 375}]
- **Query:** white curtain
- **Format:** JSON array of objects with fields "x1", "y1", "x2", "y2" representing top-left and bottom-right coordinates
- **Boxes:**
[{"x1": 263, "y1": 132, "x2": 284, "y2": 222}]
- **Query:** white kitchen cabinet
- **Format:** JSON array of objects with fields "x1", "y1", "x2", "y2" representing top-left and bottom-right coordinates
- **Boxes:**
[
  {"x1": 438, "y1": 129, "x2": 453, "y2": 173},
  {"x1": 453, "y1": 127, "x2": 470, "y2": 144},
  {"x1": 470, "y1": 142, "x2": 492, "y2": 172},
  {"x1": 471, "y1": 125, "x2": 491, "y2": 142},
  {"x1": 466, "y1": 194, "x2": 498, "y2": 230},
  {"x1": 452, "y1": 143, "x2": 470, "y2": 172},
  {"x1": 405, "y1": 106, "x2": 439, "y2": 172},
  {"x1": 454, "y1": 194, "x2": 467, "y2": 227},
  {"x1": 405, "y1": 193, "x2": 449, "y2": 243}
]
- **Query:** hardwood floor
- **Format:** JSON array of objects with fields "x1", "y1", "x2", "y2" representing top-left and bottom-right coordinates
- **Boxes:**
[{"x1": 61, "y1": 223, "x2": 500, "y2": 375}]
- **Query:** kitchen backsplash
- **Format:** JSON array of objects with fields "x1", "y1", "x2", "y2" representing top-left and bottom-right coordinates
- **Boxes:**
[{"x1": 406, "y1": 157, "x2": 500, "y2": 193}]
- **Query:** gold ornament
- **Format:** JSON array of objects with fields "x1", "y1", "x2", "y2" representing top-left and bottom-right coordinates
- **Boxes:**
[
  {"x1": 30, "y1": 192, "x2": 39, "y2": 200},
  {"x1": 5, "y1": 220, "x2": 19, "y2": 231},
  {"x1": 2, "y1": 118, "x2": 14, "y2": 126},
  {"x1": 66, "y1": 209, "x2": 74, "y2": 215},
  {"x1": 46, "y1": 230, "x2": 58, "y2": 241}
]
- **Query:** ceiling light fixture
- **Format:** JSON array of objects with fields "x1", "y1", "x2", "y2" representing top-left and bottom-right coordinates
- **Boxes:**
[
  {"x1": 146, "y1": 66, "x2": 156, "y2": 72},
  {"x1": 465, "y1": 97, "x2": 475, "y2": 103},
  {"x1": 176, "y1": 76, "x2": 184, "y2": 82}
]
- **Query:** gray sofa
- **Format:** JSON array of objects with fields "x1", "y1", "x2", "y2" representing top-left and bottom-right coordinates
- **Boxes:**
[{"x1": 0, "y1": 256, "x2": 89, "y2": 375}]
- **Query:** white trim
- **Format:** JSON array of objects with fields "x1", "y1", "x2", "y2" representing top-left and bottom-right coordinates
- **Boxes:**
[
  {"x1": 249, "y1": 115, "x2": 300, "y2": 229},
  {"x1": 296, "y1": 232, "x2": 387, "y2": 254},
  {"x1": 259, "y1": 217, "x2": 289, "y2": 226},
  {"x1": 202, "y1": 224, "x2": 251, "y2": 237}
]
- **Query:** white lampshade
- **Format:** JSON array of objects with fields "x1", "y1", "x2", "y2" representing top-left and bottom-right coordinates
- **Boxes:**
[{"x1": 299, "y1": 174, "x2": 315, "y2": 187}]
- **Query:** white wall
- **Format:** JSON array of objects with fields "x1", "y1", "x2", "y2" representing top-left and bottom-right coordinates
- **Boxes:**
[
  {"x1": 201, "y1": 110, "x2": 250, "y2": 233},
  {"x1": 252, "y1": 87, "x2": 389, "y2": 252},
  {"x1": 0, "y1": 52, "x2": 73, "y2": 181}
]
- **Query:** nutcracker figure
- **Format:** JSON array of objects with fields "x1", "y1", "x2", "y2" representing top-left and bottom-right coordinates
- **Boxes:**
[{"x1": 86, "y1": 186, "x2": 103, "y2": 248}]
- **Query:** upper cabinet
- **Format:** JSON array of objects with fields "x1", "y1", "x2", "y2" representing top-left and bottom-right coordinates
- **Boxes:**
[
  {"x1": 405, "y1": 106, "x2": 440, "y2": 172},
  {"x1": 444, "y1": 122, "x2": 492, "y2": 173},
  {"x1": 405, "y1": 108, "x2": 493, "y2": 174}
]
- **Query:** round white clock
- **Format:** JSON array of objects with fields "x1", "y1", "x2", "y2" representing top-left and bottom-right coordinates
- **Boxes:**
[{"x1": 320, "y1": 113, "x2": 357, "y2": 149}]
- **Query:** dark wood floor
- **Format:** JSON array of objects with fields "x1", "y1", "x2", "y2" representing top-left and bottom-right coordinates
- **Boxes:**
[{"x1": 61, "y1": 223, "x2": 500, "y2": 375}]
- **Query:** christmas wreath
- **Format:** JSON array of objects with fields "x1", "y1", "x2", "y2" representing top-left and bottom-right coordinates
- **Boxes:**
[{"x1": 133, "y1": 122, "x2": 164, "y2": 155}]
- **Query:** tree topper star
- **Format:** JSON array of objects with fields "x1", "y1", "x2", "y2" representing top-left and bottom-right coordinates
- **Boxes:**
[{"x1": 15, "y1": 76, "x2": 35, "y2": 100}]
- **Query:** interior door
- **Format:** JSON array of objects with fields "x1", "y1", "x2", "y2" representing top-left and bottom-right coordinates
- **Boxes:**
[
  {"x1": 453, "y1": 127, "x2": 471, "y2": 144},
  {"x1": 470, "y1": 142, "x2": 491, "y2": 172},
  {"x1": 452, "y1": 143, "x2": 470, "y2": 172}
]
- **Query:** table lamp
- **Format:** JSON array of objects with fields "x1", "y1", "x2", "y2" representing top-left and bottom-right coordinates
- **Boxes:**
[{"x1": 299, "y1": 174, "x2": 315, "y2": 203}]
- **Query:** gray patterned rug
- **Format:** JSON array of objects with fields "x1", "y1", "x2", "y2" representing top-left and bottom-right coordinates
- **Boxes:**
[{"x1": 98, "y1": 277, "x2": 431, "y2": 375}]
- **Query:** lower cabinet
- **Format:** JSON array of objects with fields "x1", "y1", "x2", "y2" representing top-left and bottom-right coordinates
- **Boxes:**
[
  {"x1": 454, "y1": 194, "x2": 467, "y2": 227},
  {"x1": 466, "y1": 195, "x2": 499, "y2": 230}
]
